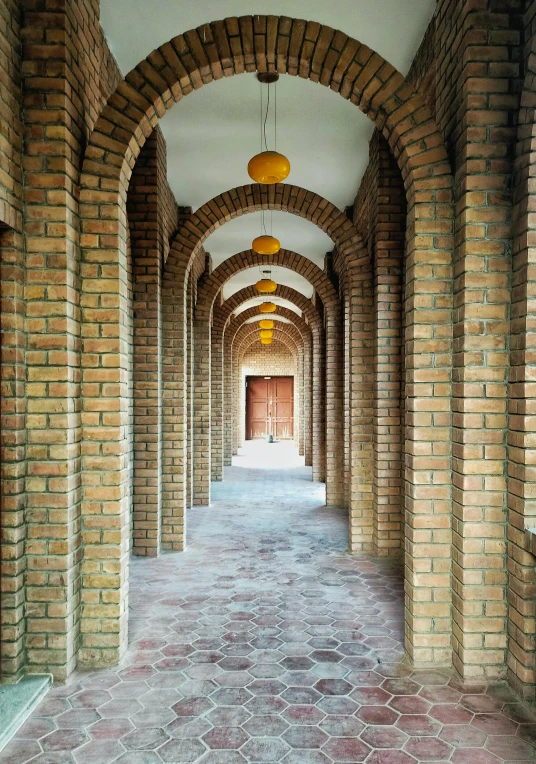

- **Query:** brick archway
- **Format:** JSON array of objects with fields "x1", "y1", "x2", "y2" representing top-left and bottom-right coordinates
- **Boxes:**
[
  {"x1": 196, "y1": 249, "x2": 338, "y2": 321},
  {"x1": 229, "y1": 309, "x2": 312, "y2": 469},
  {"x1": 214, "y1": 285, "x2": 322, "y2": 480},
  {"x1": 194, "y1": 250, "x2": 343, "y2": 505},
  {"x1": 193, "y1": 247, "x2": 341, "y2": 507},
  {"x1": 77, "y1": 16, "x2": 453, "y2": 669}
]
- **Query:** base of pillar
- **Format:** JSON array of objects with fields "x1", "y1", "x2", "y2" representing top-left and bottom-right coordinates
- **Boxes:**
[
  {"x1": 78, "y1": 644, "x2": 127, "y2": 671},
  {"x1": 507, "y1": 667, "x2": 536, "y2": 702}
]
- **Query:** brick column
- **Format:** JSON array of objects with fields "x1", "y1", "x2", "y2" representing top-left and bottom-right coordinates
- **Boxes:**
[
  {"x1": 23, "y1": 5, "x2": 82, "y2": 678},
  {"x1": 127, "y1": 133, "x2": 162, "y2": 557},
  {"x1": 507, "y1": 32, "x2": 536, "y2": 701},
  {"x1": 372, "y1": 136, "x2": 405, "y2": 556},
  {"x1": 193, "y1": 319, "x2": 211, "y2": 505},
  {"x1": 0, "y1": 0, "x2": 25, "y2": 680},
  {"x1": 296, "y1": 349, "x2": 304, "y2": 454},
  {"x1": 211, "y1": 328, "x2": 224, "y2": 481},
  {"x1": 348, "y1": 261, "x2": 374, "y2": 552},
  {"x1": 343, "y1": 292, "x2": 351, "y2": 510},
  {"x1": 223, "y1": 331, "x2": 233, "y2": 466},
  {"x1": 1, "y1": 225, "x2": 26, "y2": 679},
  {"x1": 448, "y1": 3, "x2": 520, "y2": 681},
  {"x1": 303, "y1": 335, "x2": 313, "y2": 467},
  {"x1": 312, "y1": 326, "x2": 325, "y2": 483},
  {"x1": 325, "y1": 306, "x2": 344, "y2": 507}
]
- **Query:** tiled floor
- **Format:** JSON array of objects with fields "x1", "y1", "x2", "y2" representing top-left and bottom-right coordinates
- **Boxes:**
[{"x1": 3, "y1": 442, "x2": 536, "y2": 763}]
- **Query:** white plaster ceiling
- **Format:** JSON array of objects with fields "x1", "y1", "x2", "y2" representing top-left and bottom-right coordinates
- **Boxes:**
[
  {"x1": 101, "y1": 1, "x2": 434, "y2": 297},
  {"x1": 206, "y1": 212, "x2": 333, "y2": 271},
  {"x1": 223, "y1": 266, "x2": 314, "y2": 300},
  {"x1": 234, "y1": 297, "x2": 302, "y2": 317},
  {"x1": 244, "y1": 315, "x2": 293, "y2": 325}
]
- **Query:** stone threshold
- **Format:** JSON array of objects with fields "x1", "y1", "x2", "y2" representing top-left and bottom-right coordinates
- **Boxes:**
[{"x1": 0, "y1": 674, "x2": 51, "y2": 752}]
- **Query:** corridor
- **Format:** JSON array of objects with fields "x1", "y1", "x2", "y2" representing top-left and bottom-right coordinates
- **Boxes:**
[{"x1": 2, "y1": 445, "x2": 535, "y2": 763}]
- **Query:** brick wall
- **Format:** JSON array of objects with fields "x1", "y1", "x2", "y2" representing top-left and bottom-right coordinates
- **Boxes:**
[{"x1": 5, "y1": 1, "x2": 536, "y2": 701}]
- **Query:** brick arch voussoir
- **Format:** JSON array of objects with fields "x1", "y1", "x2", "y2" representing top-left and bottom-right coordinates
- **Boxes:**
[
  {"x1": 81, "y1": 16, "x2": 451, "y2": 266},
  {"x1": 162, "y1": 184, "x2": 368, "y2": 299},
  {"x1": 213, "y1": 284, "x2": 322, "y2": 336},
  {"x1": 237, "y1": 328, "x2": 301, "y2": 361},
  {"x1": 229, "y1": 306, "x2": 311, "y2": 346},
  {"x1": 196, "y1": 249, "x2": 338, "y2": 321},
  {"x1": 237, "y1": 319, "x2": 303, "y2": 345}
]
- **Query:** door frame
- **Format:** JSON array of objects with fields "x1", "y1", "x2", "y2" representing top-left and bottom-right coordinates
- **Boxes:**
[{"x1": 245, "y1": 375, "x2": 294, "y2": 441}]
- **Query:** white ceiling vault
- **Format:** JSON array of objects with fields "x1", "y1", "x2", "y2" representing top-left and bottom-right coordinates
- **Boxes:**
[{"x1": 100, "y1": 1, "x2": 435, "y2": 301}]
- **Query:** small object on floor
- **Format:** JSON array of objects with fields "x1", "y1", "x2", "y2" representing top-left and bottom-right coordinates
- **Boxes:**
[{"x1": 267, "y1": 434, "x2": 274, "y2": 443}]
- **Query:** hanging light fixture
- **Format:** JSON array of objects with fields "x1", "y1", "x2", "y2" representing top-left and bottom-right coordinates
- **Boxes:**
[
  {"x1": 259, "y1": 329, "x2": 273, "y2": 339},
  {"x1": 256, "y1": 268, "x2": 277, "y2": 294},
  {"x1": 261, "y1": 337, "x2": 273, "y2": 345},
  {"x1": 248, "y1": 73, "x2": 290, "y2": 185},
  {"x1": 252, "y1": 234, "x2": 280, "y2": 255},
  {"x1": 259, "y1": 302, "x2": 277, "y2": 313},
  {"x1": 248, "y1": 152, "x2": 290, "y2": 184},
  {"x1": 259, "y1": 319, "x2": 274, "y2": 330}
]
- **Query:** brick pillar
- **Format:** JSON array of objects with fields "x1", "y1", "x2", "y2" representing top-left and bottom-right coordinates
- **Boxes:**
[
  {"x1": 312, "y1": 326, "x2": 325, "y2": 483},
  {"x1": 296, "y1": 349, "x2": 304, "y2": 454},
  {"x1": 449, "y1": 3, "x2": 520, "y2": 681},
  {"x1": 348, "y1": 261, "x2": 374, "y2": 552},
  {"x1": 0, "y1": 0, "x2": 25, "y2": 680},
  {"x1": 223, "y1": 331, "x2": 233, "y2": 466},
  {"x1": 325, "y1": 306, "x2": 344, "y2": 507},
  {"x1": 304, "y1": 336, "x2": 313, "y2": 467},
  {"x1": 1, "y1": 225, "x2": 26, "y2": 679},
  {"x1": 372, "y1": 136, "x2": 405, "y2": 556},
  {"x1": 23, "y1": 4, "x2": 82, "y2": 678},
  {"x1": 211, "y1": 328, "x2": 224, "y2": 481},
  {"x1": 127, "y1": 133, "x2": 162, "y2": 557},
  {"x1": 161, "y1": 276, "x2": 187, "y2": 550},
  {"x1": 186, "y1": 277, "x2": 194, "y2": 508},
  {"x1": 193, "y1": 319, "x2": 211, "y2": 505},
  {"x1": 507, "y1": 36, "x2": 536, "y2": 701},
  {"x1": 343, "y1": 292, "x2": 351, "y2": 509}
]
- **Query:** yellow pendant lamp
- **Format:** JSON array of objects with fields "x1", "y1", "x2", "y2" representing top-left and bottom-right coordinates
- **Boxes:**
[
  {"x1": 259, "y1": 329, "x2": 273, "y2": 339},
  {"x1": 256, "y1": 277, "x2": 277, "y2": 294},
  {"x1": 248, "y1": 73, "x2": 290, "y2": 185},
  {"x1": 248, "y1": 151, "x2": 290, "y2": 185},
  {"x1": 261, "y1": 337, "x2": 273, "y2": 345},
  {"x1": 259, "y1": 302, "x2": 277, "y2": 314},
  {"x1": 252, "y1": 234, "x2": 280, "y2": 255},
  {"x1": 259, "y1": 319, "x2": 274, "y2": 330}
]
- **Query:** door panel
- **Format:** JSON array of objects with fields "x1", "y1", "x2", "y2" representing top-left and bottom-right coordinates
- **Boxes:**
[{"x1": 246, "y1": 376, "x2": 294, "y2": 440}]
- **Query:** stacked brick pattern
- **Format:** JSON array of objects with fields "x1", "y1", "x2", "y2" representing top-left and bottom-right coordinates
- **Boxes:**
[{"x1": 3, "y1": 1, "x2": 536, "y2": 709}]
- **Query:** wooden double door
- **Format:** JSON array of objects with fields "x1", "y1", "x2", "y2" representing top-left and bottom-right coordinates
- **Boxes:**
[{"x1": 245, "y1": 376, "x2": 294, "y2": 440}]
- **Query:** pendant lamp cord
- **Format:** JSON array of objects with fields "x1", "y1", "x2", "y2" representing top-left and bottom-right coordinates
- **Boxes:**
[
  {"x1": 263, "y1": 83, "x2": 270, "y2": 152},
  {"x1": 275, "y1": 80, "x2": 277, "y2": 152}
]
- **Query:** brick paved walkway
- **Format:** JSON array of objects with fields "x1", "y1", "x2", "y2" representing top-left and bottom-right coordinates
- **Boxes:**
[{"x1": 2, "y1": 443, "x2": 536, "y2": 763}]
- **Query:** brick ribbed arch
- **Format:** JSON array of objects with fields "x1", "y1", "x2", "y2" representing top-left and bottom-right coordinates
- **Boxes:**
[
  {"x1": 77, "y1": 16, "x2": 454, "y2": 669},
  {"x1": 236, "y1": 329, "x2": 302, "y2": 452},
  {"x1": 216, "y1": 284, "x2": 322, "y2": 332},
  {"x1": 214, "y1": 285, "x2": 322, "y2": 477},
  {"x1": 231, "y1": 313, "x2": 312, "y2": 463},
  {"x1": 196, "y1": 250, "x2": 338, "y2": 321},
  {"x1": 193, "y1": 248, "x2": 341, "y2": 506},
  {"x1": 163, "y1": 183, "x2": 368, "y2": 311},
  {"x1": 236, "y1": 324, "x2": 302, "y2": 357},
  {"x1": 210, "y1": 301, "x2": 313, "y2": 480}
]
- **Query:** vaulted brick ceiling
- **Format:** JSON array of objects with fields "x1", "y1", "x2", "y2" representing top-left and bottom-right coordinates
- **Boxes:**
[{"x1": 100, "y1": 0, "x2": 434, "y2": 296}]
